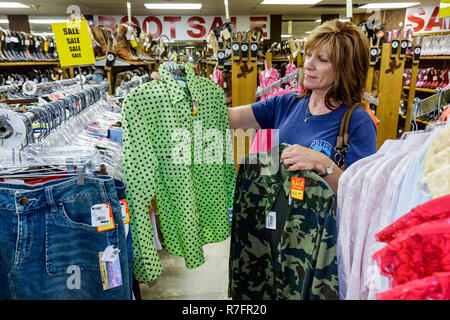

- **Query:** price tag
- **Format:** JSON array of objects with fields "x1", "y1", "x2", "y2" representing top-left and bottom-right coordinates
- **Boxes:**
[
  {"x1": 91, "y1": 203, "x2": 111, "y2": 227},
  {"x1": 218, "y1": 50, "x2": 225, "y2": 69},
  {"x1": 400, "y1": 40, "x2": 408, "y2": 56},
  {"x1": 98, "y1": 251, "x2": 123, "y2": 290},
  {"x1": 120, "y1": 199, "x2": 130, "y2": 224},
  {"x1": 266, "y1": 211, "x2": 276, "y2": 230},
  {"x1": 290, "y1": 177, "x2": 305, "y2": 201},
  {"x1": 192, "y1": 100, "x2": 198, "y2": 116},
  {"x1": 232, "y1": 41, "x2": 240, "y2": 61},
  {"x1": 370, "y1": 47, "x2": 378, "y2": 65},
  {"x1": 101, "y1": 245, "x2": 120, "y2": 262},
  {"x1": 241, "y1": 43, "x2": 249, "y2": 61},
  {"x1": 250, "y1": 42, "x2": 258, "y2": 61},
  {"x1": 391, "y1": 39, "x2": 400, "y2": 57},
  {"x1": 413, "y1": 46, "x2": 421, "y2": 63}
]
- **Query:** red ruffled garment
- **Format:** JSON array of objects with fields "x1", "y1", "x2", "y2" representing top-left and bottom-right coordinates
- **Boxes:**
[
  {"x1": 373, "y1": 219, "x2": 450, "y2": 288},
  {"x1": 377, "y1": 272, "x2": 450, "y2": 300},
  {"x1": 376, "y1": 194, "x2": 450, "y2": 243}
]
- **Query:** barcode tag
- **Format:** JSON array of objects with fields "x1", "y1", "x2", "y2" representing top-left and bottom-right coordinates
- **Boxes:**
[
  {"x1": 91, "y1": 203, "x2": 111, "y2": 227},
  {"x1": 101, "y1": 245, "x2": 120, "y2": 262},
  {"x1": 266, "y1": 211, "x2": 276, "y2": 230}
]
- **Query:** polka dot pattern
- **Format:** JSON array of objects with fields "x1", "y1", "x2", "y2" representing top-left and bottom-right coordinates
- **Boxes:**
[{"x1": 122, "y1": 64, "x2": 236, "y2": 282}]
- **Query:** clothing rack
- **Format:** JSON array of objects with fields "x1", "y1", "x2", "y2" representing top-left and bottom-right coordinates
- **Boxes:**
[
  {"x1": 410, "y1": 87, "x2": 450, "y2": 130},
  {"x1": 21, "y1": 74, "x2": 94, "y2": 96},
  {"x1": 0, "y1": 83, "x2": 20, "y2": 95},
  {"x1": 363, "y1": 91, "x2": 379, "y2": 106},
  {"x1": 0, "y1": 81, "x2": 109, "y2": 150},
  {"x1": 117, "y1": 74, "x2": 150, "y2": 92},
  {"x1": 255, "y1": 67, "x2": 302, "y2": 98}
]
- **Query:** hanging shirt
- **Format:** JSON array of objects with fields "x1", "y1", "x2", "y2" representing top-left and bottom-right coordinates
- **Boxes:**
[
  {"x1": 229, "y1": 144, "x2": 339, "y2": 300},
  {"x1": 251, "y1": 93, "x2": 377, "y2": 168},
  {"x1": 122, "y1": 64, "x2": 236, "y2": 282}
]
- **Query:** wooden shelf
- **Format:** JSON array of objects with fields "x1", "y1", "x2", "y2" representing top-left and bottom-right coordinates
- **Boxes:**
[
  {"x1": 403, "y1": 86, "x2": 438, "y2": 93},
  {"x1": 272, "y1": 58, "x2": 289, "y2": 62},
  {"x1": 420, "y1": 55, "x2": 450, "y2": 60},
  {"x1": 406, "y1": 55, "x2": 450, "y2": 60},
  {"x1": 400, "y1": 114, "x2": 431, "y2": 125},
  {"x1": 0, "y1": 61, "x2": 60, "y2": 67}
]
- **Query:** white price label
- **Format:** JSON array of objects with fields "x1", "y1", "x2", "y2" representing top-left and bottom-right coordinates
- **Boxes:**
[
  {"x1": 266, "y1": 211, "x2": 276, "y2": 230},
  {"x1": 101, "y1": 245, "x2": 120, "y2": 262},
  {"x1": 91, "y1": 204, "x2": 111, "y2": 227}
]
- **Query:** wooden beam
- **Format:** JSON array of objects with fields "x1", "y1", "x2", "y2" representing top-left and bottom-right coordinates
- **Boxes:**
[{"x1": 376, "y1": 42, "x2": 406, "y2": 149}]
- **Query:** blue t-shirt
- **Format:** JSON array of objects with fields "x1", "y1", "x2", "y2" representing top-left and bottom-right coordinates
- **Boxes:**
[{"x1": 251, "y1": 93, "x2": 377, "y2": 168}]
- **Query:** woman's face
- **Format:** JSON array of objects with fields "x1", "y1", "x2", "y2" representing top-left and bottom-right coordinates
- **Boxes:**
[{"x1": 303, "y1": 45, "x2": 335, "y2": 93}]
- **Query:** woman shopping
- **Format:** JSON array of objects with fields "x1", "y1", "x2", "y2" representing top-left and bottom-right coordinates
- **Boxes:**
[{"x1": 228, "y1": 19, "x2": 377, "y2": 194}]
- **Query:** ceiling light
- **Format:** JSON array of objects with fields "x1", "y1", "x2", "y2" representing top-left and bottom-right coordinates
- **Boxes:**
[
  {"x1": 261, "y1": 0, "x2": 322, "y2": 4},
  {"x1": 29, "y1": 19, "x2": 69, "y2": 24},
  {"x1": 315, "y1": 19, "x2": 321, "y2": 22},
  {"x1": 305, "y1": 31, "x2": 311, "y2": 34},
  {"x1": 358, "y1": 2, "x2": 420, "y2": 9},
  {"x1": 281, "y1": 34, "x2": 292, "y2": 38},
  {"x1": 144, "y1": 3, "x2": 202, "y2": 10},
  {"x1": 0, "y1": 19, "x2": 8, "y2": 23},
  {"x1": 0, "y1": 2, "x2": 29, "y2": 8}
]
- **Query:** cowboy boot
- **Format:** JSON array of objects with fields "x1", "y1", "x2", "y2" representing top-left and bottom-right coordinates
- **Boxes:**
[
  {"x1": 91, "y1": 25, "x2": 107, "y2": 58},
  {"x1": 90, "y1": 26, "x2": 104, "y2": 59},
  {"x1": 15, "y1": 32, "x2": 30, "y2": 61},
  {"x1": 0, "y1": 29, "x2": 9, "y2": 61},
  {"x1": 113, "y1": 24, "x2": 138, "y2": 61},
  {"x1": 20, "y1": 32, "x2": 34, "y2": 61},
  {"x1": 38, "y1": 36, "x2": 51, "y2": 61}
]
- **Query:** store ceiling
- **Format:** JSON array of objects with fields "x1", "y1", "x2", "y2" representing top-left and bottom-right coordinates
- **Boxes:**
[{"x1": 0, "y1": 0, "x2": 439, "y2": 39}]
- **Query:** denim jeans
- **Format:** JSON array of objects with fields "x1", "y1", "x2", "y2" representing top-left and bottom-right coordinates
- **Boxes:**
[{"x1": 0, "y1": 176, "x2": 131, "y2": 300}]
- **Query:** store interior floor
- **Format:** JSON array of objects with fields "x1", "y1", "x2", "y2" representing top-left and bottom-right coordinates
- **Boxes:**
[{"x1": 138, "y1": 238, "x2": 231, "y2": 300}]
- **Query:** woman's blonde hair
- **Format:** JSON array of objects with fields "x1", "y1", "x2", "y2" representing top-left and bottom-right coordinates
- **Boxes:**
[{"x1": 299, "y1": 19, "x2": 370, "y2": 110}]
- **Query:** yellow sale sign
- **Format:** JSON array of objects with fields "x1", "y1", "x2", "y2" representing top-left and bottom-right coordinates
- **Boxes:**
[
  {"x1": 51, "y1": 20, "x2": 95, "y2": 67},
  {"x1": 439, "y1": 1, "x2": 450, "y2": 18}
]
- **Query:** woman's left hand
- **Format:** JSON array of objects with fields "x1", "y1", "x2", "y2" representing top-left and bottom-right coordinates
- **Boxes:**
[{"x1": 280, "y1": 144, "x2": 329, "y2": 174}]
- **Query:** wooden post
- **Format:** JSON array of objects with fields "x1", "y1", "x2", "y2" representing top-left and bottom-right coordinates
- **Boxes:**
[
  {"x1": 376, "y1": 42, "x2": 406, "y2": 149},
  {"x1": 231, "y1": 32, "x2": 259, "y2": 171},
  {"x1": 266, "y1": 52, "x2": 272, "y2": 69},
  {"x1": 364, "y1": 37, "x2": 380, "y2": 106},
  {"x1": 231, "y1": 42, "x2": 257, "y2": 107}
]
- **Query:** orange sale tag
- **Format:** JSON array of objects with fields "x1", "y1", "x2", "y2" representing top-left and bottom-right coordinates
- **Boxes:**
[
  {"x1": 290, "y1": 177, "x2": 305, "y2": 201},
  {"x1": 120, "y1": 199, "x2": 131, "y2": 225}
]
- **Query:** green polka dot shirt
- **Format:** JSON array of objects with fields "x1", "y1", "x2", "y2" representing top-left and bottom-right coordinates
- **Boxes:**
[{"x1": 122, "y1": 64, "x2": 236, "y2": 282}]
